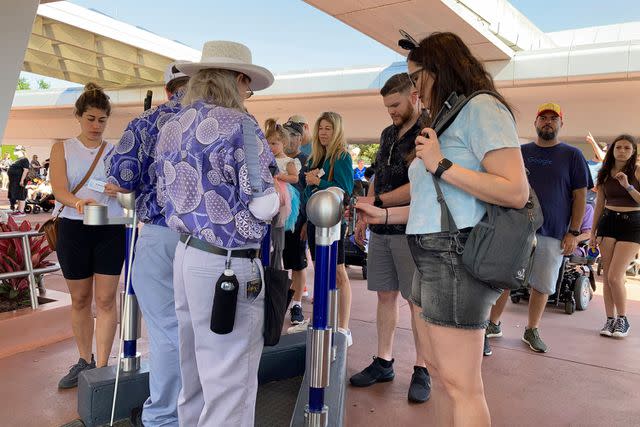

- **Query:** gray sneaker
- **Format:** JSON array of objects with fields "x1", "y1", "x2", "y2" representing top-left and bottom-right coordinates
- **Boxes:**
[
  {"x1": 58, "y1": 355, "x2": 96, "y2": 389},
  {"x1": 522, "y1": 328, "x2": 548, "y2": 353},
  {"x1": 486, "y1": 321, "x2": 502, "y2": 338}
]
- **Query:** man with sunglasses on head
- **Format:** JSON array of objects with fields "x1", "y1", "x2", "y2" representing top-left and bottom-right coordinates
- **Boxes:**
[
  {"x1": 104, "y1": 62, "x2": 190, "y2": 427},
  {"x1": 349, "y1": 73, "x2": 431, "y2": 403},
  {"x1": 287, "y1": 114, "x2": 312, "y2": 157}
]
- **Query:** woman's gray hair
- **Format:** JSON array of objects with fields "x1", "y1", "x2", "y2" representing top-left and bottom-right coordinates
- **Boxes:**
[{"x1": 182, "y1": 68, "x2": 245, "y2": 112}]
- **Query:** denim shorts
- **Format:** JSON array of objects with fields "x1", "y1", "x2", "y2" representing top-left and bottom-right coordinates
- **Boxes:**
[{"x1": 407, "y1": 231, "x2": 501, "y2": 329}]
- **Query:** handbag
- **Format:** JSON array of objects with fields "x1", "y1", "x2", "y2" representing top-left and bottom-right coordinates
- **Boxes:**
[
  {"x1": 427, "y1": 91, "x2": 544, "y2": 290},
  {"x1": 41, "y1": 142, "x2": 107, "y2": 250},
  {"x1": 263, "y1": 266, "x2": 294, "y2": 346}
]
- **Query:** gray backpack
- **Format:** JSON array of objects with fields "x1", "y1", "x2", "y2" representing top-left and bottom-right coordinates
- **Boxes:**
[{"x1": 430, "y1": 91, "x2": 544, "y2": 290}]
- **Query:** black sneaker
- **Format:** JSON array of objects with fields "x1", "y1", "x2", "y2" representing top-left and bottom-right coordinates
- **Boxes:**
[
  {"x1": 612, "y1": 316, "x2": 630, "y2": 338},
  {"x1": 290, "y1": 304, "x2": 304, "y2": 325},
  {"x1": 58, "y1": 355, "x2": 96, "y2": 389},
  {"x1": 600, "y1": 318, "x2": 616, "y2": 337},
  {"x1": 407, "y1": 366, "x2": 431, "y2": 403},
  {"x1": 349, "y1": 356, "x2": 394, "y2": 387},
  {"x1": 483, "y1": 336, "x2": 492, "y2": 356}
]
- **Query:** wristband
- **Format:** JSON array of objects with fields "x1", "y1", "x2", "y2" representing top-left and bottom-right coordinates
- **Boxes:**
[
  {"x1": 384, "y1": 208, "x2": 389, "y2": 225},
  {"x1": 626, "y1": 184, "x2": 635, "y2": 192}
]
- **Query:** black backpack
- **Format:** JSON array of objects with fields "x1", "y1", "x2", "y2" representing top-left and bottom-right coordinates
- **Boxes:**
[{"x1": 429, "y1": 91, "x2": 544, "y2": 290}]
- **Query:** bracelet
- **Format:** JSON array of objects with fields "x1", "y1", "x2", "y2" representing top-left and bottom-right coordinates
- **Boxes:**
[
  {"x1": 626, "y1": 184, "x2": 635, "y2": 192},
  {"x1": 384, "y1": 208, "x2": 389, "y2": 225}
]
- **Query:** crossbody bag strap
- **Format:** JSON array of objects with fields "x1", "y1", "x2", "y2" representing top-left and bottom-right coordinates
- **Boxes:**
[{"x1": 55, "y1": 141, "x2": 107, "y2": 218}]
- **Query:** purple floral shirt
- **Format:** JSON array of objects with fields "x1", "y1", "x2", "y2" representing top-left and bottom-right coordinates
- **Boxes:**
[
  {"x1": 105, "y1": 89, "x2": 185, "y2": 226},
  {"x1": 155, "y1": 101, "x2": 276, "y2": 249}
]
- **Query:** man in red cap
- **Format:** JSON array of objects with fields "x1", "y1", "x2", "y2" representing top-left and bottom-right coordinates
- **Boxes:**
[{"x1": 485, "y1": 102, "x2": 593, "y2": 354}]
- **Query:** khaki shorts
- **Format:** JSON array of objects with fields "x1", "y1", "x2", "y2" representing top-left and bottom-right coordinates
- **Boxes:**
[{"x1": 367, "y1": 232, "x2": 416, "y2": 300}]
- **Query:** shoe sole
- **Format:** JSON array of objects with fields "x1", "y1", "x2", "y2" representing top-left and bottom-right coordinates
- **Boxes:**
[
  {"x1": 612, "y1": 330, "x2": 630, "y2": 338},
  {"x1": 290, "y1": 319, "x2": 304, "y2": 325},
  {"x1": 483, "y1": 350, "x2": 493, "y2": 356},
  {"x1": 485, "y1": 331, "x2": 502, "y2": 338},
  {"x1": 600, "y1": 330, "x2": 613, "y2": 337},
  {"x1": 350, "y1": 374, "x2": 395, "y2": 387},
  {"x1": 521, "y1": 337, "x2": 548, "y2": 353},
  {"x1": 58, "y1": 382, "x2": 78, "y2": 389},
  {"x1": 408, "y1": 393, "x2": 430, "y2": 403}
]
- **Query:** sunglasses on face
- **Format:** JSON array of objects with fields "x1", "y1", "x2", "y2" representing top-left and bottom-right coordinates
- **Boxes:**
[{"x1": 408, "y1": 68, "x2": 424, "y2": 86}]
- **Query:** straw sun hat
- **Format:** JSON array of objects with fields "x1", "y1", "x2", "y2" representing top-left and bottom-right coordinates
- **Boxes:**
[{"x1": 176, "y1": 41, "x2": 274, "y2": 91}]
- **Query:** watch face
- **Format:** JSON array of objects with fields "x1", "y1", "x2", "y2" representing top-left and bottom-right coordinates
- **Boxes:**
[{"x1": 440, "y1": 158, "x2": 453, "y2": 169}]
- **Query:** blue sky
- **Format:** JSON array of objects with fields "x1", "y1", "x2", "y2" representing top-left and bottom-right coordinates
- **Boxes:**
[{"x1": 21, "y1": 0, "x2": 640, "y2": 87}]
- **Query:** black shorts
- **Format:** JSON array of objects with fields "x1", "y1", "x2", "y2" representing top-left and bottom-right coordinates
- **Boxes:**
[
  {"x1": 597, "y1": 209, "x2": 640, "y2": 244},
  {"x1": 283, "y1": 218, "x2": 308, "y2": 271},
  {"x1": 8, "y1": 180, "x2": 27, "y2": 201},
  {"x1": 307, "y1": 221, "x2": 346, "y2": 265},
  {"x1": 56, "y1": 218, "x2": 126, "y2": 280}
]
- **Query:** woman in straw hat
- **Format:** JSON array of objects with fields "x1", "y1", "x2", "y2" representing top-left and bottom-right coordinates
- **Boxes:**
[{"x1": 155, "y1": 41, "x2": 278, "y2": 427}]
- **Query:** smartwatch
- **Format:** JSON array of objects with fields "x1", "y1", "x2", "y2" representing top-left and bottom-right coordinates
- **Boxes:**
[
  {"x1": 434, "y1": 158, "x2": 453, "y2": 178},
  {"x1": 568, "y1": 229, "x2": 580, "y2": 237},
  {"x1": 374, "y1": 194, "x2": 383, "y2": 208}
]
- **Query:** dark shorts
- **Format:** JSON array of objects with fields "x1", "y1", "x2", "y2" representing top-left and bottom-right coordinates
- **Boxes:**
[
  {"x1": 283, "y1": 217, "x2": 308, "y2": 271},
  {"x1": 7, "y1": 180, "x2": 27, "y2": 201},
  {"x1": 56, "y1": 218, "x2": 126, "y2": 280},
  {"x1": 407, "y1": 231, "x2": 501, "y2": 329},
  {"x1": 307, "y1": 222, "x2": 346, "y2": 265},
  {"x1": 597, "y1": 209, "x2": 640, "y2": 244}
]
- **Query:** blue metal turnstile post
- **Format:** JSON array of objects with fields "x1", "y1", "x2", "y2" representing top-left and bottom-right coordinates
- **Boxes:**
[{"x1": 304, "y1": 187, "x2": 344, "y2": 427}]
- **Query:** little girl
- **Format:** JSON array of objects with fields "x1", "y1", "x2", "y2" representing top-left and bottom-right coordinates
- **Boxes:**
[{"x1": 264, "y1": 118, "x2": 301, "y2": 268}]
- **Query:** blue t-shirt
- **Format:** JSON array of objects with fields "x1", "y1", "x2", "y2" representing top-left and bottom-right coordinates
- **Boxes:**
[
  {"x1": 354, "y1": 166, "x2": 366, "y2": 181},
  {"x1": 407, "y1": 94, "x2": 520, "y2": 234},
  {"x1": 300, "y1": 143, "x2": 312, "y2": 157},
  {"x1": 521, "y1": 142, "x2": 593, "y2": 240}
]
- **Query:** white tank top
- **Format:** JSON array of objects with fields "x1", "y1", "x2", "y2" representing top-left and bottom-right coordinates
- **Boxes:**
[{"x1": 55, "y1": 138, "x2": 123, "y2": 220}]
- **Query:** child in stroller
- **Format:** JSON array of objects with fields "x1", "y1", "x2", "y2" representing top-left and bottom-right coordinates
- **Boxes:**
[{"x1": 24, "y1": 178, "x2": 55, "y2": 214}]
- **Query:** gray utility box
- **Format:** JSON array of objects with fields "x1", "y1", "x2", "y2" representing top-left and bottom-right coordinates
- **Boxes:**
[{"x1": 77, "y1": 362, "x2": 150, "y2": 427}]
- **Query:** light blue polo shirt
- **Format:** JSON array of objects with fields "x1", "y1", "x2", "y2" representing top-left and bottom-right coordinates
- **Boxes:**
[{"x1": 406, "y1": 94, "x2": 520, "y2": 235}]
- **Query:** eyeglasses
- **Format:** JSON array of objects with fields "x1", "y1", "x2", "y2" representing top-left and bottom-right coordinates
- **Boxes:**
[
  {"x1": 408, "y1": 67, "x2": 424, "y2": 86},
  {"x1": 245, "y1": 88, "x2": 254, "y2": 99}
]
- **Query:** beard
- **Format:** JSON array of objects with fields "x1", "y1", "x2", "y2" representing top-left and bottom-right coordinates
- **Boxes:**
[
  {"x1": 393, "y1": 105, "x2": 415, "y2": 127},
  {"x1": 536, "y1": 126, "x2": 557, "y2": 141}
]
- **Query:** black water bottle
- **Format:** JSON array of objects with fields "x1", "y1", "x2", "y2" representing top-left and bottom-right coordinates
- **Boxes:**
[{"x1": 210, "y1": 268, "x2": 239, "y2": 334}]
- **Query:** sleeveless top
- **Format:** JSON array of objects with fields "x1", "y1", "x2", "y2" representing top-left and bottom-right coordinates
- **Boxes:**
[
  {"x1": 602, "y1": 171, "x2": 640, "y2": 207},
  {"x1": 55, "y1": 138, "x2": 123, "y2": 220}
]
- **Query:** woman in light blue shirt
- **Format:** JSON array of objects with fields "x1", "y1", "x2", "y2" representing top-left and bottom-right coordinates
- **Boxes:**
[{"x1": 357, "y1": 32, "x2": 529, "y2": 426}]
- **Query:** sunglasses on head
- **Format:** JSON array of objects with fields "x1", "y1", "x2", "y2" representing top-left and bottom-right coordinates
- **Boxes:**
[{"x1": 398, "y1": 29, "x2": 419, "y2": 51}]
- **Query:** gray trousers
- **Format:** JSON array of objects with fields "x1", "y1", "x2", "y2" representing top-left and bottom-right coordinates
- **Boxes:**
[
  {"x1": 132, "y1": 224, "x2": 180, "y2": 426},
  {"x1": 173, "y1": 241, "x2": 265, "y2": 427}
]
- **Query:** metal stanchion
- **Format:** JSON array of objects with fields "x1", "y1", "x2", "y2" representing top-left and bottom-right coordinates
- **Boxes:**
[
  {"x1": 82, "y1": 192, "x2": 140, "y2": 426},
  {"x1": 304, "y1": 188, "x2": 344, "y2": 427}
]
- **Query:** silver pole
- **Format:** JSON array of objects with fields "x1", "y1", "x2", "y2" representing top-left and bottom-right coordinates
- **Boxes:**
[{"x1": 21, "y1": 234, "x2": 38, "y2": 309}]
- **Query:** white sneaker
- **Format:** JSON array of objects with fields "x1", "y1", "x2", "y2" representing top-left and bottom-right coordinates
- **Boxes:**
[
  {"x1": 338, "y1": 328, "x2": 353, "y2": 347},
  {"x1": 287, "y1": 320, "x2": 309, "y2": 334}
]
